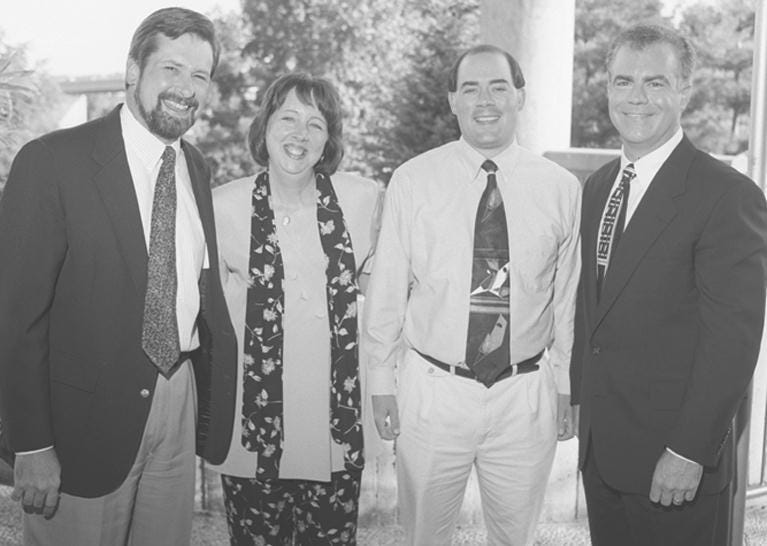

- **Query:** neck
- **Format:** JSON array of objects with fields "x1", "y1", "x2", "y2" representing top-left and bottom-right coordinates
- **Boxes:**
[{"x1": 269, "y1": 170, "x2": 316, "y2": 208}]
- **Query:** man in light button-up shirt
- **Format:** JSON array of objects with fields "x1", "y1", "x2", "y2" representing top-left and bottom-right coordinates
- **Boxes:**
[{"x1": 364, "y1": 44, "x2": 581, "y2": 546}]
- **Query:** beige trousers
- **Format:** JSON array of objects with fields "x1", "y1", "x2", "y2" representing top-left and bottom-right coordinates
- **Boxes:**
[
  {"x1": 396, "y1": 349, "x2": 558, "y2": 546},
  {"x1": 24, "y1": 361, "x2": 197, "y2": 546}
]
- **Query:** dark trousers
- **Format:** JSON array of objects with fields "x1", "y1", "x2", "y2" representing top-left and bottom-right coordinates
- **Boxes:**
[
  {"x1": 221, "y1": 470, "x2": 361, "y2": 546},
  {"x1": 582, "y1": 445, "x2": 726, "y2": 546}
]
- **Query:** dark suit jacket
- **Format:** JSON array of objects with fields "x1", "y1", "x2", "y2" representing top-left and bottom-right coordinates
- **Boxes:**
[
  {"x1": 0, "y1": 106, "x2": 237, "y2": 498},
  {"x1": 571, "y1": 136, "x2": 767, "y2": 495}
]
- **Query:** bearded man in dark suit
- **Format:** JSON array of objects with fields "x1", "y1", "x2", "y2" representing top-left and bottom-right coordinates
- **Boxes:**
[
  {"x1": 571, "y1": 23, "x2": 767, "y2": 545},
  {"x1": 0, "y1": 8, "x2": 236, "y2": 545}
]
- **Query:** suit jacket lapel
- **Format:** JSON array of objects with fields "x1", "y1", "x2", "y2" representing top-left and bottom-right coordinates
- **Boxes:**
[
  {"x1": 594, "y1": 137, "x2": 694, "y2": 329},
  {"x1": 92, "y1": 106, "x2": 148, "y2": 296},
  {"x1": 182, "y1": 141, "x2": 213, "y2": 310},
  {"x1": 583, "y1": 160, "x2": 621, "y2": 315},
  {"x1": 183, "y1": 141, "x2": 214, "y2": 250}
]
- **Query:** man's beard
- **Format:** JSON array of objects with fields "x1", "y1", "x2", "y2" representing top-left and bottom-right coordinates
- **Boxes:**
[{"x1": 136, "y1": 88, "x2": 199, "y2": 141}]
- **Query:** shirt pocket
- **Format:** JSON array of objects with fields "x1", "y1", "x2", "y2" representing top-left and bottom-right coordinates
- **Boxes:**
[{"x1": 514, "y1": 234, "x2": 558, "y2": 292}]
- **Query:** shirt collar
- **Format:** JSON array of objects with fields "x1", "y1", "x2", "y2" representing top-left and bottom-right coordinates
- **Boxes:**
[
  {"x1": 120, "y1": 104, "x2": 182, "y2": 171},
  {"x1": 621, "y1": 128, "x2": 684, "y2": 180},
  {"x1": 456, "y1": 137, "x2": 520, "y2": 183}
]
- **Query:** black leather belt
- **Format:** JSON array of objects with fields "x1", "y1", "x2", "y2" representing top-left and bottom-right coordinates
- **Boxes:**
[{"x1": 414, "y1": 349, "x2": 543, "y2": 384}]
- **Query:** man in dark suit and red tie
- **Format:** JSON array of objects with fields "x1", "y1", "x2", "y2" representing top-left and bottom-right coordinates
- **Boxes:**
[
  {"x1": 0, "y1": 7, "x2": 236, "y2": 545},
  {"x1": 571, "y1": 23, "x2": 767, "y2": 545}
]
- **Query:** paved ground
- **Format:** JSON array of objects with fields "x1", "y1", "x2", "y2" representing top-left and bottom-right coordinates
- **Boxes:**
[{"x1": 1, "y1": 485, "x2": 767, "y2": 545}]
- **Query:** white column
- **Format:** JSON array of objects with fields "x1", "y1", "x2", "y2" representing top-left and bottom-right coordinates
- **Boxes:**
[{"x1": 480, "y1": 0, "x2": 575, "y2": 154}]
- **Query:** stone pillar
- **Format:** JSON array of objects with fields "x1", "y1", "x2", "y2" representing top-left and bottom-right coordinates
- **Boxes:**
[{"x1": 480, "y1": 0, "x2": 575, "y2": 154}]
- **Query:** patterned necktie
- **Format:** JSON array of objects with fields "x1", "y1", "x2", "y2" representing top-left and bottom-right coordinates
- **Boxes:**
[
  {"x1": 142, "y1": 146, "x2": 180, "y2": 376},
  {"x1": 465, "y1": 159, "x2": 511, "y2": 387},
  {"x1": 596, "y1": 163, "x2": 635, "y2": 298}
]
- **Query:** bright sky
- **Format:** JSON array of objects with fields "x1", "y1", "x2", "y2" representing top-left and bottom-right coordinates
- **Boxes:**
[
  {"x1": 2, "y1": 0, "x2": 241, "y2": 78},
  {"x1": 2, "y1": 0, "x2": 707, "y2": 79}
]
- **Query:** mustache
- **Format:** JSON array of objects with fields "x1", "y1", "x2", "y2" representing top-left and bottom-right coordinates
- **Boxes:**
[{"x1": 158, "y1": 91, "x2": 199, "y2": 110}]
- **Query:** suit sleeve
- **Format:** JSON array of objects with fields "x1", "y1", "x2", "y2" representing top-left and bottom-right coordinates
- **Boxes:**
[
  {"x1": 570, "y1": 173, "x2": 596, "y2": 406},
  {"x1": 0, "y1": 139, "x2": 67, "y2": 452},
  {"x1": 668, "y1": 178, "x2": 767, "y2": 466}
]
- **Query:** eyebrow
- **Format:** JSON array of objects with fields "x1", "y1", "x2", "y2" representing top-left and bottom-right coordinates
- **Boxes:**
[
  {"x1": 613, "y1": 74, "x2": 671, "y2": 84},
  {"x1": 459, "y1": 78, "x2": 510, "y2": 88},
  {"x1": 280, "y1": 107, "x2": 327, "y2": 122}
]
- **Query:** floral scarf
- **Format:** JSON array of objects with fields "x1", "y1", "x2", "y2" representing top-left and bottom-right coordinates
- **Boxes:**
[{"x1": 242, "y1": 170, "x2": 364, "y2": 479}]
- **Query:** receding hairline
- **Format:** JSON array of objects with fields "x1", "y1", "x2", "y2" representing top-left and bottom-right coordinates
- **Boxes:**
[{"x1": 454, "y1": 51, "x2": 516, "y2": 87}]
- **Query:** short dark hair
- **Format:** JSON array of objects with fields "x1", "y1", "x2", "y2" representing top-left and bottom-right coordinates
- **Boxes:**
[
  {"x1": 248, "y1": 73, "x2": 345, "y2": 175},
  {"x1": 447, "y1": 44, "x2": 525, "y2": 92},
  {"x1": 128, "y1": 7, "x2": 220, "y2": 77},
  {"x1": 606, "y1": 23, "x2": 696, "y2": 84}
]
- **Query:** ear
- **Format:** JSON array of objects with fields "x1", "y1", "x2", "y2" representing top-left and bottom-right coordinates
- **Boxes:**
[
  {"x1": 448, "y1": 92, "x2": 457, "y2": 115},
  {"x1": 126, "y1": 58, "x2": 140, "y2": 88},
  {"x1": 517, "y1": 88, "x2": 526, "y2": 111},
  {"x1": 679, "y1": 82, "x2": 693, "y2": 111}
]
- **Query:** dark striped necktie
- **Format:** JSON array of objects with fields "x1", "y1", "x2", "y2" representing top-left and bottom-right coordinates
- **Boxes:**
[{"x1": 596, "y1": 163, "x2": 635, "y2": 299}]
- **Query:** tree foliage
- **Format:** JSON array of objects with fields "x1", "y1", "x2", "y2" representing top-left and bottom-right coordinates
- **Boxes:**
[
  {"x1": 2, "y1": 0, "x2": 758, "y2": 193},
  {"x1": 679, "y1": 0, "x2": 755, "y2": 154},
  {"x1": 0, "y1": 38, "x2": 63, "y2": 192},
  {"x1": 572, "y1": 0, "x2": 756, "y2": 155},
  {"x1": 571, "y1": 0, "x2": 665, "y2": 149},
  {"x1": 198, "y1": 0, "x2": 478, "y2": 185}
]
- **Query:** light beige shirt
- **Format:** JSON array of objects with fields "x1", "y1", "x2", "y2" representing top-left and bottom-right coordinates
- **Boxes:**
[
  {"x1": 364, "y1": 139, "x2": 581, "y2": 396},
  {"x1": 211, "y1": 172, "x2": 381, "y2": 481}
]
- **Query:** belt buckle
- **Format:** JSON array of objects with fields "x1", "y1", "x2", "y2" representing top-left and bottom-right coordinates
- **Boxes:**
[
  {"x1": 510, "y1": 364, "x2": 519, "y2": 377},
  {"x1": 448, "y1": 365, "x2": 457, "y2": 376}
]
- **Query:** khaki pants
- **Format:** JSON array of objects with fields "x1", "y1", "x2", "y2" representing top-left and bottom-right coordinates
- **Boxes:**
[
  {"x1": 396, "y1": 349, "x2": 558, "y2": 546},
  {"x1": 24, "y1": 362, "x2": 197, "y2": 546}
]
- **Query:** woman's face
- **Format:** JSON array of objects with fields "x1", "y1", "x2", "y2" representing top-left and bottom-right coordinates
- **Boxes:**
[{"x1": 266, "y1": 88, "x2": 329, "y2": 180}]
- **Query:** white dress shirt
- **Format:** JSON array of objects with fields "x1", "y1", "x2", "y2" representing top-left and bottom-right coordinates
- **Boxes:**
[
  {"x1": 364, "y1": 138, "x2": 582, "y2": 396},
  {"x1": 121, "y1": 104, "x2": 206, "y2": 353},
  {"x1": 611, "y1": 128, "x2": 684, "y2": 227}
]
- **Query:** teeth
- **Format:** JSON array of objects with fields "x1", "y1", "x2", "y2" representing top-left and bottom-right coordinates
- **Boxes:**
[
  {"x1": 163, "y1": 99, "x2": 190, "y2": 112},
  {"x1": 284, "y1": 144, "x2": 306, "y2": 159},
  {"x1": 475, "y1": 116, "x2": 499, "y2": 123}
]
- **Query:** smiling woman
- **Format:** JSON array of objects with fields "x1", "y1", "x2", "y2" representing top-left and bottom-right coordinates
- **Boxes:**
[{"x1": 207, "y1": 73, "x2": 381, "y2": 545}]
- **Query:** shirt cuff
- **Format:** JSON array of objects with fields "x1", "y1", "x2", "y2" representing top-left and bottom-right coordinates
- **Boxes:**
[
  {"x1": 367, "y1": 365, "x2": 396, "y2": 396},
  {"x1": 549, "y1": 359, "x2": 570, "y2": 395},
  {"x1": 666, "y1": 447, "x2": 700, "y2": 466},
  {"x1": 16, "y1": 446, "x2": 54, "y2": 456}
]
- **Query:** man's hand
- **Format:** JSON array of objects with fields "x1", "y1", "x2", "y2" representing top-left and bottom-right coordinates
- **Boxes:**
[
  {"x1": 372, "y1": 394, "x2": 400, "y2": 440},
  {"x1": 557, "y1": 394, "x2": 577, "y2": 440},
  {"x1": 12, "y1": 449, "x2": 61, "y2": 519},
  {"x1": 649, "y1": 449, "x2": 703, "y2": 507}
]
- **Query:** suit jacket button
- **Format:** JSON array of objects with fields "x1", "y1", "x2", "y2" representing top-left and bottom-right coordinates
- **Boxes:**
[
  {"x1": 592, "y1": 346, "x2": 601, "y2": 355},
  {"x1": 140, "y1": 388, "x2": 151, "y2": 398}
]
